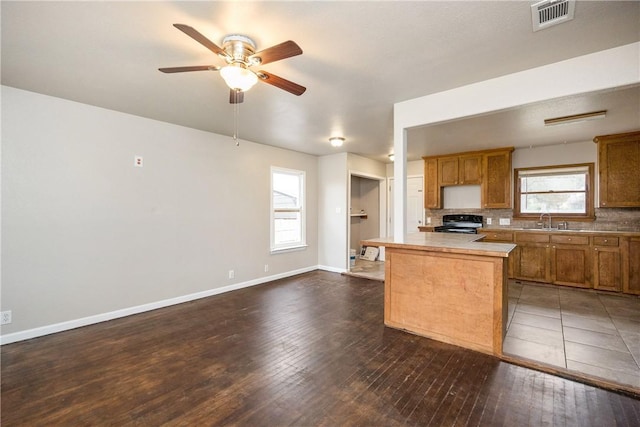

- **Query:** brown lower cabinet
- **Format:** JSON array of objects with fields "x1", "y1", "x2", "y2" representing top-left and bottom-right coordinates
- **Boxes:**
[
  {"x1": 625, "y1": 237, "x2": 640, "y2": 295},
  {"x1": 479, "y1": 229, "x2": 640, "y2": 294}
]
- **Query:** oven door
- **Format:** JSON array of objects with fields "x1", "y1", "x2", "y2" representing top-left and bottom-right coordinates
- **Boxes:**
[{"x1": 434, "y1": 226, "x2": 477, "y2": 234}]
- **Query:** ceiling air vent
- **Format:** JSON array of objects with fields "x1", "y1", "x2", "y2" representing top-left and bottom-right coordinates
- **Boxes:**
[{"x1": 531, "y1": 0, "x2": 575, "y2": 32}]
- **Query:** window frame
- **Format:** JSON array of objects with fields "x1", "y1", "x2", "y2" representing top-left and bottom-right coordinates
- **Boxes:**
[
  {"x1": 270, "y1": 166, "x2": 307, "y2": 253},
  {"x1": 514, "y1": 163, "x2": 595, "y2": 221}
]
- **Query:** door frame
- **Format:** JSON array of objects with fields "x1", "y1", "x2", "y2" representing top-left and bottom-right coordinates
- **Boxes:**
[{"x1": 388, "y1": 174, "x2": 424, "y2": 237}]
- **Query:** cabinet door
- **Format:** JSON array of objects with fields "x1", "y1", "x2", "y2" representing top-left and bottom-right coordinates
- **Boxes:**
[
  {"x1": 514, "y1": 243, "x2": 550, "y2": 282},
  {"x1": 551, "y1": 245, "x2": 591, "y2": 288},
  {"x1": 624, "y1": 237, "x2": 640, "y2": 295},
  {"x1": 424, "y1": 158, "x2": 440, "y2": 209},
  {"x1": 593, "y1": 246, "x2": 623, "y2": 292},
  {"x1": 438, "y1": 157, "x2": 459, "y2": 186},
  {"x1": 482, "y1": 150, "x2": 512, "y2": 208},
  {"x1": 459, "y1": 155, "x2": 482, "y2": 185},
  {"x1": 479, "y1": 231, "x2": 515, "y2": 278},
  {"x1": 596, "y1": 132, "x2": 640, "y2": 207}
]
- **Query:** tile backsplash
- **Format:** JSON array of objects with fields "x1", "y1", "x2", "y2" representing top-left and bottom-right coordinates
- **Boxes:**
[{"x1": 425, "y1": 208, "x2": 640, "y2": 232}]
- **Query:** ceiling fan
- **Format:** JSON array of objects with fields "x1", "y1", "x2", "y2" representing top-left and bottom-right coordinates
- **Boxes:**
[{"x1": 159, "y1": 24, "x2": 306, "y2": 103}]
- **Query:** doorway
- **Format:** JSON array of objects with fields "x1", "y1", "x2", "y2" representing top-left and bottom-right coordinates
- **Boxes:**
[
  {"x1": 388, "y1": 176, "x2": 424, "y2": 236},
  {"x1": 346, "y1": 172, "x2": 385, "y2": 280}
]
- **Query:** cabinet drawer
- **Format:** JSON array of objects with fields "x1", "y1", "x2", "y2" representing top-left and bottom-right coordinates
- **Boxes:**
[
  {"x1": 593, "y1": 236, "x2": 619, "y2": 247},
  {"x1": 480, "y1": 231, "x2": 513, "y2": 242},
  {"x1": 551, "y1": 235, "x2": 589, "y2": 245},
  {"x1": 515, "y1": 233, "x2": 550, "y2": 243}
]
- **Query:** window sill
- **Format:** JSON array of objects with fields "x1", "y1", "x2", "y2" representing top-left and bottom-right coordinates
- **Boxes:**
[{"x1": 270, "y1": 244, "x2": 308, "y2": 254}]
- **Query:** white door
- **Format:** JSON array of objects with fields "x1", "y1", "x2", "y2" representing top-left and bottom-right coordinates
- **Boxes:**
[{"x1": 388, "y1": 176, "x2": 424, "y2": 236}]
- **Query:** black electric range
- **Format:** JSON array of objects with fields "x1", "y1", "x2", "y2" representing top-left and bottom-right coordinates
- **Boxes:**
[{"x1": 434, "y1": 214, "x2": 483, "y2": 234}]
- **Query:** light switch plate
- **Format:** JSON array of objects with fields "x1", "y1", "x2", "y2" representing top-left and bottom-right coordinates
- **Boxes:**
[{"x1": 499, "y1": 218, "x2": 511, "y2": 225}]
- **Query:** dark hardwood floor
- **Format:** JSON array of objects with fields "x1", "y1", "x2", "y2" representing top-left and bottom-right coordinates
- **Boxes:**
[{"x1": 2, "y1": 271, "x2": 639, "y2": 426}]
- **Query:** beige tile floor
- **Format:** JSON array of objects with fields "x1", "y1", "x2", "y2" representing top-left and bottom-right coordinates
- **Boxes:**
[{"x1": 504, "y1": 280, "x2": 640, "y2": 390}]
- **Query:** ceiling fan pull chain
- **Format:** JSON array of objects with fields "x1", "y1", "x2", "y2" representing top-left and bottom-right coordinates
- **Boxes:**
[{"x1": 233, "y1": 99, "x2": 239, "y2": 146}]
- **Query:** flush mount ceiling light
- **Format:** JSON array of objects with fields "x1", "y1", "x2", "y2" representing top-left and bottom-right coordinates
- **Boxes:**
[
  {"x1": 329, "y1": 137, "x2": 345, "y2": 147},
  {"x1": 544, "y1": 110, "x2": 607, "y2": 126}
]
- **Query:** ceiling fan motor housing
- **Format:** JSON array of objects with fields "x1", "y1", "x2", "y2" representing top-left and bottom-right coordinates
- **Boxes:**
[{"x1": 222, "y1": 35, "x2": 258, "y2": 65}]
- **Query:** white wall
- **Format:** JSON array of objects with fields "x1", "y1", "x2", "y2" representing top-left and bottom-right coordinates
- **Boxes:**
[
  {"x1": 394, "y1": 42, "x2": 639, "y2": 231},
  {"x1": 1, "y1": 86, "x2": 318, "y2": 341},
  {"x1": 512, "y1": 140, "x2": 596, "y2": 168},
  {"x1": 317, "y1": 153, "x2": 348, "y2": 271}
]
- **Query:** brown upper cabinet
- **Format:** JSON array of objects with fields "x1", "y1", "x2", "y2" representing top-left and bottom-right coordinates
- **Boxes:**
[
  {"x1": 438, "y1": 154, "x2": 482, "y2": 186},
  {"x1": 423, "y1": 147, "x2": 513, "y2": 209},
  {"x1": 594, "y1": 130, "x2": 640, "y2": 208},
  {"x1": 482, "y1": 149, "x2": 512, "y2": 208},
  {"x1": 424, "y1": 158, "x2": 440, "y2": 209}
]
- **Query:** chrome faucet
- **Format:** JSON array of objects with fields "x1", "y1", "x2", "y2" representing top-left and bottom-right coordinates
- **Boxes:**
[{"x1": 539, "y1": 213, "x2": 552, "y2": 229}]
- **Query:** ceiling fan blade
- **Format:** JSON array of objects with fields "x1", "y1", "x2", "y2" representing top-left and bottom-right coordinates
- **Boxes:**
[
  {"x1": 158, "y1": 65, "x2": 220, "y2": 73},
  {"x1": 173, "y1": 24, "x2": 230, "y2": 60},
  {"x1": 230, "y1": 89, "x2": 244, "y2": 104},
  {"x1": 257, "y1": 71, "x2": 306, "y2": 96},
  {"x1": 250, "y1": 41, "x2": 302, "y2": 65}
]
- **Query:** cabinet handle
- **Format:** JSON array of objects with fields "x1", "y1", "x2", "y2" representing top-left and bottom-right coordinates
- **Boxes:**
[
  {"x1": 595, "y1": 248, "x2": 598, "y2": 251},
  {"x1": 604, "y1": 239, "x2": 608, "y2": 243}
]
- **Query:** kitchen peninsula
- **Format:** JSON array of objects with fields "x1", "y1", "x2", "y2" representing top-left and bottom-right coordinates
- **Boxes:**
[{"x1": 361, "y1": 233, "x2": 515, "y2": 355}]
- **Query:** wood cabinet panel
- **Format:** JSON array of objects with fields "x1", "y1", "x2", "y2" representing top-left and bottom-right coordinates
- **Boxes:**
[
  {"x1": 459, "y1": 155, "x2": 482, "y2": 185},
  {"x1": 515, "y1": 232, "x2": 550, "y2": 243},
  {"x1": 479, "y1": 231, "x2": 514, "y2": 242},
  {"x1": 438, "y1": 156, "x2": 459, "y2": 186},
  {"x1": 551, "y1": 235, "x2": 589, "y2": 245},
  {"x1": 594, "y1": 131, "x2": 640, "y2": 207},
  {"x1": 479, "y1": 230, "x2": 515, "y2": 278},
  {"x1": 482, "y1": 149, "x2": 512, "y2": 208},
  {"x1": 514, "y1": 243, "x2": 550, "y2": 282},
  {"x1": 626, "y1": 237, "x2": 640, "y2": 295},
  {"x1": 593, "y1": 236, "x2": 619, "y2": 246},
  {"x1": 424, "y1": 158, "x2": 440, "y2": 209},
  {"x1": 551, "y1": 245, "x2": 591, "y2": 288},
  {"x1": 593, "y1": 246, "x2": 622, "y2": 292}
]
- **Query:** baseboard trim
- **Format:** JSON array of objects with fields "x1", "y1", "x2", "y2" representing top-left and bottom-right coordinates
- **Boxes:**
[
  {"x1": 317, "y1": 265, "x2": 347, "y2": 273},
  {"x1": 0, "y1": 265, "x2": 319, "y2": 345}
]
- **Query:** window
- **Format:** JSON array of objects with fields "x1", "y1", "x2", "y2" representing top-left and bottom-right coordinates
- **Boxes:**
[
  {"x1": 514, "y1": 163, "x2": 594, "y2": 219},
  {"x1": 271, "y1": 167, "x2": 306, "y2": 252}
]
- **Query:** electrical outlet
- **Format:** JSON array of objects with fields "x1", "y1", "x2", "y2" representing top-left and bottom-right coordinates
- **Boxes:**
[
  {"x1": 134, "y1": 156, "x2": 143, "y2": 167},
  {"x1": 486, "y1": 218, "x2": 492, "y2": 225},
  {"x1": 228, "y1": 270, "x2": 234, "y2": 279},
  {"x1": 1, "y1": 311, "x2": 12, "y2": 325},
  {"x1": 426, "y1": 217, "x2": 431, "y2": 224},
  {"x1": 264, "y1": 264, "x2": 269, "y2": 273},
  {"x1": 499, "y1": 218, "x2": 511, "y2": 226}
]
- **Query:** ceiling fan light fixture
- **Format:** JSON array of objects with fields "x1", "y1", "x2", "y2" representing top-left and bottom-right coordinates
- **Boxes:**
[
  {"x1": 329, "y1": 137, "x2": 345, "y2": 147},
  {"x1": 220, "y1": 64, "x2": 258, "y2": 92}
]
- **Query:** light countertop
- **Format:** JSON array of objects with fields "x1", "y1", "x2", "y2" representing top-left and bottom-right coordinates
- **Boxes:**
[{"x1": 361, "y1": 232, "x2": 515, "y2": 258}]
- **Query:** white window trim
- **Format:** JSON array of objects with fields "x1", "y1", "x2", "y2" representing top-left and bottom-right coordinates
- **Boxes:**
[{"x1": 270, "y1": 166, "x2": 306, "y2": 253}]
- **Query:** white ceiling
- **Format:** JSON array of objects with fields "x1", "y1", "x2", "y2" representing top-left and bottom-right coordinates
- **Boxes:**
[{"x1": 2, "y1": 1, "x2": 639, "y2": 162}]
